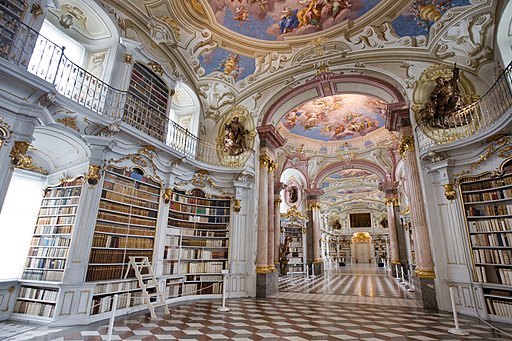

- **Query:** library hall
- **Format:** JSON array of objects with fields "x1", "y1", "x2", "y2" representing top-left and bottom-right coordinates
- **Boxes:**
[{"x1": 1, "y1": 0, "x2": 512, "y2": 340}]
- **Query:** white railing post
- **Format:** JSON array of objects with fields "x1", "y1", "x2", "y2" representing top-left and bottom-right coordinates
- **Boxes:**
[
  {"x1": 107, "y1": 294, "x2": 119, "y2": 341},
  {"x1": 448, "y1": 286, "x2": 469, "y2": 336},
  {"x1": 217, "y1": 269, "x2": 230, "y2": 312}
]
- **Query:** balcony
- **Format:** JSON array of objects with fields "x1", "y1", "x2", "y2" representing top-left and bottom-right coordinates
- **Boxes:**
[
  {"x1": 415, "y1": 62, "x2": 512, "y2": 155},
  {"x1": 0, "y1": 13, "x2": 254, "y2": 171}
]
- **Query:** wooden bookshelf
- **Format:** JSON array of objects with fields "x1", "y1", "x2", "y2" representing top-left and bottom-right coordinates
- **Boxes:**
[
  {"x1": 165, "y1": 188, "x2": 230, "y2": 296},
  {"x1": 286, "y1": 225, "x2": 305, "y2": 272},
  {"x1": 373, "y1": 235, "x2": 387, "y2": 262},
  {"x1": 86, "y1": 166, "x2": 160, "y2": 283},
  {"x1": 21, "y1": 178, "x2": 83, "y2": 282},
  {"x1": 124, "y1": 62, "x2": 169, "y2": 142},
  {"x1": 460, "y1": 158, "x2": 512, "y2": 321}
]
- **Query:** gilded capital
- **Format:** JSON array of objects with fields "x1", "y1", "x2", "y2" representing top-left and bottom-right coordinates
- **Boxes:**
[
  {"x1": 268, "y1": 159, "x2": 278, "y2": 173},
  {"x1": 443, "y1": 183, "x2": 456, "y2": 200},
  {"x1": 163, "y1": 188, "x2": 173, "y2": 204},
  {"x1": 259, "y1": 154, "x2": 271, "y2": 169},
  {"x1": 397, "y1": 135, "x2": 415, "y2": 159},
  {"x1": 385, "y1": 198, "x2": 400, "y2": 206},
  {"x1": 307, "y1": 202, "x2": 321, "y2": 211},
  {"x1": 274, "y1": 198, "x2": 282, "y2": 205},
  {"x1": 86, "y1": 165, "x2": 101, "y2": 186},
  {"x1": 233, "y1": 199, "x2": 241, "y2": 212},
  {"x1": 124, "y1": 53, "x2": 133, "y2": 64}
]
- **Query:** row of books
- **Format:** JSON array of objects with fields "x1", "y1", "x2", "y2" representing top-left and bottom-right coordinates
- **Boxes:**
[
  {"x1": 18, "y1": 286, "x2": 58, "y2": 302},
  {"x1": 461, "y1": 175, "x2": 512, "y2": 192},
  {"x1": 164, "y1": 283, "x2": 182, "y2": 298},
  {"x1": 36, "y1": 216, "x2": 75, "y2": 225},
  {"x1": 41, "y1": 197, "x2": 80, "y2": 207},
  {"x1": 90, "y1": 290, "x2": 144, "y2": 315},
  {"x1": 25, "y1": 258, "x2": 66, "y2": 270},
  {"x1": 99, "y1": 201, "x2": 158, "y2": 218},
  {"x1": 164, "y1": 249, "x2": 228, "y2": 261},
  {"x1": 94, "y1": 279, "x2": 139, "y2": 294},
  {"x1": 28, "y1": 247, "x2": 68, "y2": 258},
  {"x1": 86, "y1": 265, "x2": 126, "y2": 282},
  {"x1": 88, "y1": 249, "x2": 153, "y2": 264},
  {"x1": 14, "y1": 300, "x2": 55, "y2": 317},
  {"x1": 185, "y1": 274, "x2": 223, "y2": 282},
  {"x1": 38, "y1": 206, "x2": 77, "y2": 216},
  {"x1": 43, "y1": 187, "x2": 81, "y2": 199},
  {"x1": 95, "y1": 223, "x2": 155, "y2": 237},
  {"x1": 467, "y1": 205, "x2": 512, "y2": 217},
  {"x1": 171, "y1": 194, "x2": 230, "y2": 207},
  {"x1": 101, "y1": 190, "x2": 158, "y2": 210},
  {"x1": 471, "y1": 233, "x2": 512, "y2": 247},
  {"x1": 170, "y1": 202, "x2": 230, "y2": 214},
  {"x1": 167, "y1": 220, "x2": 228, "y2": 230},
  {"x1": 167, "y1": 227, "x2": 228, "y2": 238},
  {"x1": 164, "y1": 261, "x2": 225, "y2": 274},
  {"x1": 103, "y1": 178, "x2": 159, "y2": 198},
  {"x1": 485, "y1": 297, "x2": 512, "y2": 318},
  {"x1": 181, "y1": 239, "x2": 226, "y2": 247},
  {"x1": 91, "y1": 233, "x2": 154, "y2": 249},
  {"x1": 164, "y1": 235, "x2": 180, "y2": 247},
  {"x1": 463, "y1": 189, "x2": 512, "y2": 203},
  {"x1": 183, "y1": 282, "x2": 222, "y2": 295},
  {"x1": 31, "y1": 236, "x2": 70, "y2": 247},
  {"x1": 473, "y1": 249, "x2": 511, "y2": 265},
  {"x1": 22, "y1": 269, "x2": 63, "y2": 282},
  {"x1": 34, "y1": 225, "x2": 72, "y2": 235},
  {"x1": 107, "y1": 167, "x2": 160, "y2": 187},
  {"x1": 169, "y1": 212, "x2": 230, "y2": 224},
  {"x1": 97, "y1": 211, "x2": 156, "y2": 227},
  {"x1": 469, "y1": 219, "x2": 512, "y2": 233}
]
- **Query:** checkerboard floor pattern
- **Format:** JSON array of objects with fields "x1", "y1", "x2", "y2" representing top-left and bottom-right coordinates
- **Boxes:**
[{"x1": 1, "y1": 265, "x2": 511, "y2": 340}]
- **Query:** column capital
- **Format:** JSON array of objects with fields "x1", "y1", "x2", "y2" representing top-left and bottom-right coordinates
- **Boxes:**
[
  {"x1": 385, "y1": 101, "x2": 410, "y2": 132},
  {"x1": 384, "y1": 198, "x2": 400, "y2": 207},
  {"x1": 257, "y1": 125, "x2": 286, "y2": 151},
  {"x1": 307, "y1": 203, "x2": 321, "y2": 211},
  {"x1": 397, "y1": 135, "x2": 415, "y2": 159}
]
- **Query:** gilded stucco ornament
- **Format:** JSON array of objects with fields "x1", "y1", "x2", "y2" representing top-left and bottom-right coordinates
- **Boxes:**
[
  {"x1": 106, "y1": 145, "x2": 161, "y2": 182},
  {"x1": 174, "y1": 172, "x2": 234, "y2": 198},
  {"x1": 0, "y1": 116, "x2": 12, "y2": 150},
  {"x1": 147, "y1": 61, "x2": 164, "y2": 76},
  {"x1": 124, "y1": 53, "x2": 133, "y2": 64},
  {"x1": 86, "y1": 165, "x2": 101, "y2": 185},
  {"x1": 384, "y1": 198, "x2": 400, "y2": 206},
  {"x1": 307, "y1": 203, "x2": 321, "y2": 211},
  {"x1": 233, "y1": 199, "x2": 241, "y2": 212},
  {"x1": 216, "y1": 106, "x2": 255, "y2": 167},
  {"x1": 282, "y1": 206, "x2": 307, "y2": 220},
  {"x1": 31, "y1": 4, "x2": 43, "y2": 19},
  {"x1": 443, "y1": 184, "x2": 456, "y2": 200},
  {"x1": 57, "y1": 116, "x2": 80, "y2": 132},
  {"x1": 10, "y1": 141, "x2": 48, "y2": 174}
]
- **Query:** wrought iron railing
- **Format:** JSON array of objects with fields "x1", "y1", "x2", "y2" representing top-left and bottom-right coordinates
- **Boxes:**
[
  {"x1": 0, "y1": 14, "x2": 253, "y2": 169},
  {"x1": 415, "y1": 62, "x2": 512, "y2": 152}
]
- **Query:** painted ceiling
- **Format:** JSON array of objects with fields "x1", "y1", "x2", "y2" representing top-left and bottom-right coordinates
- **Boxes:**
[{"x1": 280, "y1": 94, "x2": 387, "y2": 141}]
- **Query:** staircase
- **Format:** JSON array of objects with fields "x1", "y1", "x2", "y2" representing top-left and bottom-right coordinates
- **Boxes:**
[{"x1": 125, "y1": 256, "x2": 170, "y2": 318}]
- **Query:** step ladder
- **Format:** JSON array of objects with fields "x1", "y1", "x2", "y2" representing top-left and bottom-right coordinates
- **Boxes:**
[{"x1": 125, "y1": 256, "x2": 170, "y2": 318}]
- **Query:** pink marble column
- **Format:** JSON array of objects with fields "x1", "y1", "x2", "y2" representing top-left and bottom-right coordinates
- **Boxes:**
[
  {"x1": 311, "y1": 203, "x2": 321, "y2": 262},
  {"x1": 385, "y1": 197, "x2": 400, "y2": 265},
  {"x1": 267, "y1": 159, "x2": 276, "y2": 270},
  {"x1": 274, "y1": 196, "x2": 282, "y2": 266},
  {"x1": 399, "y1": 134, "x2": 435, "y2": 278},
  {"x1": 256, "y1": 154, "x2": 269, "y2": 274}
]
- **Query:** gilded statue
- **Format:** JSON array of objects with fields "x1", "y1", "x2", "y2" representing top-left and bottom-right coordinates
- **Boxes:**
[
  {"x1": 420, "y1": 66, "x2": 466, "y2": 129},
  {"x1": 223, "y1": 117, "x2": 248, "y2": 156}
]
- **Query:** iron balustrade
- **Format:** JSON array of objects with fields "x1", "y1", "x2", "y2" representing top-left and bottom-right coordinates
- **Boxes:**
[
  {"x1": 0, "y1": 13, "x2": 254, "y2": 169},
  {"x1": 415, "y1": 62, "x2": 512, "y2": 152}
]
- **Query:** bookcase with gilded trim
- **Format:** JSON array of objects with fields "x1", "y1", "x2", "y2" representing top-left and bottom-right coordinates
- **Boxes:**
[
  {"x1": 13, "y1": 178, "x2": 84, "y2": 319},
  {"x1": 460, "y1": 158, "x2": 512, "y2": 321},
  {"x1": 165, "y1": 188, "x2": 230, "y2": 296},
  {"x1": 86, "y1": 166, "x2": 160, "y2": 314}
]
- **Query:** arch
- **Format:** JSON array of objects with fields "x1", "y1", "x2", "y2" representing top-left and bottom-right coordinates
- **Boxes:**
[
  {"x1": 261, "y1": 73, "x2": 406, "y2": 126},
  {"x1": 312, "y1": 159, "x2": 388, "y2": 190},
  {"x1": 497, "y1": 1, "x2": 512, "y2": 67}
]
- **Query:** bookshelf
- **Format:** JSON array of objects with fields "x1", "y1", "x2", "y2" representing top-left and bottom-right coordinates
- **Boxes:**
[
  {"x1": 13, "y1": 285, "x2": 58, "y2": 319},
  {"x1": 373, "y1": 235, "x2": 387, "y2": 262},
  {"x1": 460, "y1": 158, "x2": 512, "y2": 321},
  {"x1": 0, "y1": 0, "x2": 26, "y2": 58},
  {"x1": 284, "y1": 225, "x2": 305, "y2": 273},
  {"x1": 86, "y1": 166, "x2": 160, "y2": 283},
  {"x1": 21, "y1": 178, "x2": 83, "y2": 283},
  {"x1": 124, "y1": 62, "x2": 169, "y2": 142},
  {"x1": 338, "y1": 236, "x2": 351, "y2": 264},
  {"x1": 166, "y1": 188, "x2": 230, "y2": 296}
]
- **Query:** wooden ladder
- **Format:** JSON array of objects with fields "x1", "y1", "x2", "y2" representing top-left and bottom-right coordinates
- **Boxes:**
[{"x1": 125, "y1": 256, "x2": 170, "y2": 318}]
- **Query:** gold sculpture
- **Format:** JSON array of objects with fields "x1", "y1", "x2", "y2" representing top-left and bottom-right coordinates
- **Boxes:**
[
  {"x1": 163, "y1": 188, "x2": 173, "y2": 204},
  {"x1": 233, "y1": 199, "x2": 241, "y2": 212},
  {"x1": 86, "y1": 165, "x2": 101, "y2": 185},
  {"x1": 443, "y1": 183, "x2": 456, "y2": 200}
]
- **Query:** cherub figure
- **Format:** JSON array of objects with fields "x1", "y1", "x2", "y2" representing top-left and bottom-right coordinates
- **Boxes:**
[{"x1": 233, "y1": 6, "x2": 249, "y2": 26}]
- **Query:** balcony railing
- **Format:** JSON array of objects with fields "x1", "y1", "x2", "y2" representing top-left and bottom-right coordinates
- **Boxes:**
[
  {"x1": 415, "y1": 62, "x2": 512, "y2": 152},
  {"x1": 0, "y1": 13, "x2": 253, "y2": 170}
]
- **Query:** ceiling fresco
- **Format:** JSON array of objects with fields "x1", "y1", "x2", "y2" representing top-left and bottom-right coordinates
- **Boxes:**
[
  {"x1": 205, "y1": 0, "x2": 471, "y2": 41},
  {"x1": 199, "y1": 49, "x2": 256, "y2": 81},
  {"x1": 280, "y1": 94, "x2": 387, "y2": 141},
  {"x1": 320, "y1": 169, "x2": 379, "y2": 189}
]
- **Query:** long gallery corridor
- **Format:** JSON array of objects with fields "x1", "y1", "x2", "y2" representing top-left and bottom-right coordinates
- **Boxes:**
[{"x1": 0, "y1": 264, "x2": 511, "y2": 340}]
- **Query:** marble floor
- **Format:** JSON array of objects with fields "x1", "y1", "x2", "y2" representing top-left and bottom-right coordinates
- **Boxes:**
[{"x1": 1, "y1": 264, "x2": 511, "y2": 340}]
